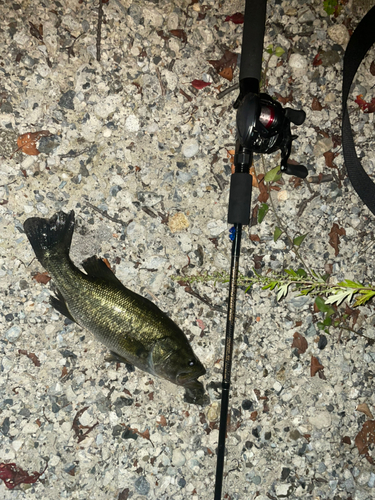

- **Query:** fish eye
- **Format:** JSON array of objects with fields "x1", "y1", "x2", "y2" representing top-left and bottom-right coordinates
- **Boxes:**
[{"x1": 188, "y1": 359, "x2": 195, "y2": 367}]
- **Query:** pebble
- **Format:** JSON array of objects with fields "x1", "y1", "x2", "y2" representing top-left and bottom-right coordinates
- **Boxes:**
[
  {"x1": 58, "y1": 90, "x2": 76, "y2": 110},
  {"x1": 181, "y1": 139, "x2": 199, "y2": 158},
  {"x1": 172, "y1": 449, "x2": 186, "y2": 467},
  {"x1": 308, "y1": 411, "x2": 332, "y2": 429},
  {"x1": 288, "y1": 54, "x2": 308, "y2": 70},
  {"x1": 5, "y1": 325, "x2": 22, "y2": 342},
  {"x1": 125, "y1": 114, "x2": 140, "y2": 132},
  {"x1": 314, "y1": 137, "x2": 333, "y2": 157},
  {"x1": 22, "y1": 422, "x2": 40, "y2": 434},
  {"x1": 327, "y1": 24, "x2": 350, "y2": 46},
  {"x1": 368, "y1": 472, "x2": 375, "y2": 488},
  {"x1": 168, "y1": 212, "x2": 190, "y2": 233},
  {"x1": 134, "y1": 476, "x2": 150, "y2": 495},
  {"x1": 275, "y1": 484, "x2": 292, "y2": 496}
]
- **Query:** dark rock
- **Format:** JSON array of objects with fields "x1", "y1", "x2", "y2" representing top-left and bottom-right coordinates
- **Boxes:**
[
  {"x1": 1, "y1": 417, "x2": 10, "y2": 436},
  {"x1": 242, "y1": 399, "x2": 254, "y2": 411},
  {"x1": 59, "y1": 90, "x2": 76, "y2": 110},
  {"x1": 281, "y1": 467, "x2": 291, "y2": 480},
  {"x1": 318, "y1": 334, "x2": 327, "y2": 350},
  {"x1": 134, "y1": 476, "x2": 150, "y2": 495},
  {"x1": 38, "y1": 135, "x2": 61, "y2": 155}
]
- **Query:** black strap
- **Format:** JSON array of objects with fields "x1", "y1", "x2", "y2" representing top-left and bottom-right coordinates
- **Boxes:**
[{"x1": 342, "y1": 6, "x2": 375, "y2": 216}]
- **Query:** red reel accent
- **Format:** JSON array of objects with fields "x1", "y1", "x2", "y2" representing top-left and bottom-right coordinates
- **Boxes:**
[{"x1": 259, "y1": 104, "x2": 275, "y2": 129}]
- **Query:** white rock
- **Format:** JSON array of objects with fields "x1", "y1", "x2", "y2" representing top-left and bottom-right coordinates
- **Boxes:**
[
  {"x1": 2, "y1": 446, "x2": 15, "y2": 461},
  {"x1": 49, "y1": 455, "x2": 61, "y2": 467},
  {"x1": 164, "y1": 70, "x2": 178, "y2": 91},
  {"x1": 313, "y1": 137, "x2": 333, "y2": 157},
  {"x1": 23, "y1": 422, "x2": 40, "y2": 434},
  {"x1": 182, "y1": 139, "x2": 199, "y2": 158},
  {"x1": 206, "y1": 220, "x2": 227, "y2": 237},
  {"x1": 125, "y1": 114, "x2": 140, "y2": 132},
  {"x1": 21, "y1": 155, "x2": 36, "y2": 170},
  {"x1": 325, "y1": 92, "x2": 336, "y2": 103},
  {"x1": 1, "y1": 356, "x2": 13, "y2": 373},
  {"x1": 172, "y1": 448, "x2": 186, "y2": 467},
  {"x1": 143, "y1": 8, "x2": 163, "y2": 28},
  {"x1": 273, "y1": 381, "x2": 283, "y2": 392},
  {"x1": 289, "y1": 53, "x2": 308, "y2": 70},
  {"x1": 94, "y1": 95, "x2": 121, "y2": 119},
  {"x1": 275, "y1": 484, "x2": 292, "y2": 496},
  {"x1": 308, "y1": 411, "x2": 332, "y2": 429},
  {"x1": 5, "y1": 325, "x2": 22, "y2": 342},
  {"x1": 277, "y1": 190, "x2": 288, "y2": 201},
  {"x1": 11, "y1": 440, "x2": 23, "y2": 452},
  {"x1": 166, "y1": 12, "x2": 179, "y2": 30},
  {"x1": 327, "y1": 24, "x2": 349, "y2": 46},
  {"x1": 79, "y1": 410, "x2": 93, "y2": 426}
]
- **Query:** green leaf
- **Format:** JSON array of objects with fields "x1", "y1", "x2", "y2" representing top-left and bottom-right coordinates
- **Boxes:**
[
  {"x1": 257, "y1": 203, "x2": 269, "y2": 224},
  {"x1": 262, "y1": 281, "x2": 278, "y2": 291},
  {"x1": 296, "y1": 268, "x2": 307, "y2": 278},
  {"x1": 284, "y1": 269, "x2": 298, "y2": 277},
  {"x1": 353, "y1": 290, "x2": 375, "y2": 307},
  {"x1": 264, "y1": 166, "x2": 282, "y2": 183},
  {"x1": 273, "y1": 226, "x2": 283, "y2": 242},
  {"x1": 293, "y1": 234, "x2": 307, "y2": 247},
  {"x1": 266, "y1": 44, "x2": 273, "y2": 54},
  {"x1": 274, "y1": 46, "x2": 285, "y2": 58},
  {"x1": 314, "y1": 296, "x2": 335, "y2": 316},
  {"x1": 317, "y1": 322, "x2": 325, "y2": 331},
  {"x1": 323, "y1": 0, "x2": 338, "y2": 15},
  {"x1": 322, "y1": 316, "x2": 332, "y2": 327},
  {"x1": 336, "y1": 279, "x2": 362, "y2": 289}
]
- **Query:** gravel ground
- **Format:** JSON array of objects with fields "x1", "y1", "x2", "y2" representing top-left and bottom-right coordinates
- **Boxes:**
[{"x1": 1, "y1": 0, "x2": 375, "y2": 499}]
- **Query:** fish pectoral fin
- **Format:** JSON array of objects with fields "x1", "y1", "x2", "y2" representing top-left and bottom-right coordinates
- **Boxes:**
[
  {"x1": 50, "y1": 288, "x2": 76, "y2": 323},
  {"x1": 105, "y1": 350, "x2": 134, "y2": 366},
  {"x1": 81, "y1": 256, "x2": 123, "y2": 286}
]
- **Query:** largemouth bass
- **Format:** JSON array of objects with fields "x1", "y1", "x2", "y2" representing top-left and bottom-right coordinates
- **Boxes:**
[{"x1": 23, "y1": 211, "x2": 207, "y2": 404}]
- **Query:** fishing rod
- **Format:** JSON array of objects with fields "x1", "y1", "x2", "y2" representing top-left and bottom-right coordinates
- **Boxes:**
[{"x1": 214, "y1": 1, "x2": 308, "y2": 498}]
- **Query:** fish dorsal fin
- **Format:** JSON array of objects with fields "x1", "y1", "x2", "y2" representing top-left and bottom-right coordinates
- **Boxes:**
[{"x1": 82, "y1": 256, "x2": 123, "y2": 286}]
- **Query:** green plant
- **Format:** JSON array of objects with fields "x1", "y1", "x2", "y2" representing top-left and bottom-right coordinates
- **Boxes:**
[
  {"x1": 323, "y1": 0, "x2": 342, "y2": 16},
  {"x1": 173, "y1": 268, "x2": 375, "y2": 309}
]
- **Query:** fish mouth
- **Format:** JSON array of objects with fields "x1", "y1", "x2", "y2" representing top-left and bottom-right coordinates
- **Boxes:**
[{"x1": 176, "y1": 367, "x2": 206, "y2": 387}]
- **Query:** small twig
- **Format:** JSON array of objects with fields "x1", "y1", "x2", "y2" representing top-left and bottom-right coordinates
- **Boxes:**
[
  {"x1": 0, "y1": 179, "x2": 17, "y2": 188},
  {"x1": 260, "y1": 156, "x2": 313, "y2": 276},
  {"x1": 339, "y1": 326, "x2": 374, "y2": 343},
  {"x1": 296, "y1": 192, "x2": 319, "y2": 217},
  {"x1": 307, "y1": 173, "x2": 334, "y2": 184},
  {"x1": 59, "y1": 147, "x2": 91, "y2": 159},
  {"x1": 97, "y1": 0, "x2": 104, "y2": 62},
  {"x1": 217, "y1": 83, "x2": 239, "y2": 100},
  {"x1": 179, "y1": 88, "x2": 193, "y2": 102},
  {"x1": 65, "y1": 32, "x2": 85, "y2": 59},
  {"x1": 86, "y1": 202, "x2": 128, "y2": 227}
]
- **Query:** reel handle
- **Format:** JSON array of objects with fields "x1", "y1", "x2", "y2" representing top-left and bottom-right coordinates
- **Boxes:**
[
  {"x1": 285, "y1": 108, "x2": 306, "y2": 126},
  {"x1": 281, "y1": 161, "x2": 308, "y2": 179}
]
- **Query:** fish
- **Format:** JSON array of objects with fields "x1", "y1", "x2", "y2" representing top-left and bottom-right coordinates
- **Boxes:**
[{"x1": 23, "y1": 210, "x2": 207, "y2": 405}]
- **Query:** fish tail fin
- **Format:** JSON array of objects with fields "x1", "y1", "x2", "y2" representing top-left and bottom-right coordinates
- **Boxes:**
[{"x1": 23, "y1": 211, "x2": 75, "y2": 268}]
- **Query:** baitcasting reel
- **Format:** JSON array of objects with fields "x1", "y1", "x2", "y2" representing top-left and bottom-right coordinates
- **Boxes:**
[{"x1": 235, "y1": 92, "x2": 308, "y2": 178}]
